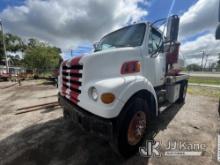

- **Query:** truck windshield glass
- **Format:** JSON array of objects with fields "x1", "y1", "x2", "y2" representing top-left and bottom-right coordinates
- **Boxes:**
[{"x1": 97, "y1": 23, "x2": 146, "y2": 51}]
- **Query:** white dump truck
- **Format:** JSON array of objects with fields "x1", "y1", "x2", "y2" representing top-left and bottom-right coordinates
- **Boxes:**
[{"x1": 58, "y1": 15, "x2": 189, "y2": 157}]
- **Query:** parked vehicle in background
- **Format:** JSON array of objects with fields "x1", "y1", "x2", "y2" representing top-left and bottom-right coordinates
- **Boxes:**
[
  {"x1": 0, "y1": 73, "x2": 10, "y2": 81},
  {"x1": 0, "y1": 66, "x2": 27, "y2": 81},
  {"x1": 58, "y1": 15, "x2": 189, "y2": 157}
]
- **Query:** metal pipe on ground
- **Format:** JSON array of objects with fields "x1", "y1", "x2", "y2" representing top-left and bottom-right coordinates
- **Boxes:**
[
  {"x1": 15, "y1": 104, "x2": 60, "y2": 115},
  {"x1": 17, "y1": 101, "x2": 59, "y2": 111}
]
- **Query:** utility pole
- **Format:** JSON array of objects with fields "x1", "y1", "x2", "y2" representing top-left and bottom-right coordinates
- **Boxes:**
[
  {"x1": 203, "y1": 53, "x2": 209, "y2": 71},
  {"x1": 0, "y1": 20, "x2": 9, "y2": 73},
  {"x1": 201, "y1": 51, "x2": 205, "y2": 72}
]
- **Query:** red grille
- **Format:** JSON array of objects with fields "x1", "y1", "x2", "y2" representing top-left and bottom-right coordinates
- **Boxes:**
[{"x1": 61, "y1": 56, "x2": 83, "y2": 104}]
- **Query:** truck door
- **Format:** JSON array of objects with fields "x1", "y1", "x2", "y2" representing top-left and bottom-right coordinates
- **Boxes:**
[{"x1": 143, "y1": 26, "x2": 165, "y2": 87}]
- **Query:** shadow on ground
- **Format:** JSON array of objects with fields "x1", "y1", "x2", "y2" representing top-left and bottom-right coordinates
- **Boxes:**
[
  {"x1": 0, "y1": 103, "x2": 183, "y2": 165},
  {"x1": 147, "y1": 103, "x2": 184, "y2": 139}
]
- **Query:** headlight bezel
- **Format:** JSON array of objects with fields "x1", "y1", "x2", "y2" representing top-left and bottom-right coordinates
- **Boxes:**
[{"x1": 89, "y1": 87, "x2": 99, "y2": 101}]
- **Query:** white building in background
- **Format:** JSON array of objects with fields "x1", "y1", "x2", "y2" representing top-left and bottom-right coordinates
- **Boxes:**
[{"x1": 0, "y1": 65, "x2": 26, "y2": 76}]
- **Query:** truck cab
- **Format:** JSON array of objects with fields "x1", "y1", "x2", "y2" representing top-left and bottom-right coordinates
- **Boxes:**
[{"x1": 58, "y1": 16, "x2": 189, "y2": 157}]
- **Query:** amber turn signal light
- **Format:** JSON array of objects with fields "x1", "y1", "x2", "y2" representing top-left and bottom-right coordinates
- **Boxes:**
[{"x1": 101, "y1": 93, "x2": 115, "y2": 104}]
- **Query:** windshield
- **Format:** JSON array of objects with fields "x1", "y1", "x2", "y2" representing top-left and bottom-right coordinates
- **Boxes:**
[{"x1": 96, "y1": 23, "x2": 146, "y2": 52}]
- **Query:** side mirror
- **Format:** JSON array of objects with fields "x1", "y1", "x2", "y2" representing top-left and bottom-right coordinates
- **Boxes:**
[
  {"x1": 166, "y1": 15, "x2": 179, "y2": 42},
  {"x1": 216, "y1": 0, "x2": 220, "y2": 40},
  {"x1": 215, "y1": 24, "x2": 220, "y2": 40}
]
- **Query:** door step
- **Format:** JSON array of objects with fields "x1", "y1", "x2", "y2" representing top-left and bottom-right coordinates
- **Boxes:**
[{"x1": 159, "y1": 102, "x2": 172, "y2": 114}]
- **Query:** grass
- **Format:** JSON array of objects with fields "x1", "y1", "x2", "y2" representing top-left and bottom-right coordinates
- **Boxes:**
[
  {"x1": 187, "y1": 86, "x2": 220, "y2": 98},
  {"x1": 38, "y1": 72, "x2": 54, "y2": 78},
  {"x1": 188, "y1": 76, "x2": 220, "y2": 85}
]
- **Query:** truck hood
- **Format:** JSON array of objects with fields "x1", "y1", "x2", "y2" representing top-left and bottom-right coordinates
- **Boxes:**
[{"x1": 79, "y1": 47, "x2": 142, "y2": 84}]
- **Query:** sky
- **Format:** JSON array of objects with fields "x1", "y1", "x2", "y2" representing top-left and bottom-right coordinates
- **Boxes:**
[{"x1": 0, "y1": 0, "x2": 220, "y2": 66}]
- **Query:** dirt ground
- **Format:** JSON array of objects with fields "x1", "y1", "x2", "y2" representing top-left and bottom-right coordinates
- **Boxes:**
[{"x1": 0, "y1": 80, "x2": 219, "y2": 165}]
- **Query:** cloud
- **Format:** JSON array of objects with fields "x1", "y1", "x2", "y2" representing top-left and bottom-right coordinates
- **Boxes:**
[
  {"x1": 178, "y1": 0, "x2": 220, "y2": 65},
  {"x1": 179, "y1": 0, "x2": 219, "y2": 39},
  {"x1": 0, "y1": 0, "x2": 148, "y2": 50},
  {"x1": 180, "y1": 32, "x2": 220, "y2": 65}
]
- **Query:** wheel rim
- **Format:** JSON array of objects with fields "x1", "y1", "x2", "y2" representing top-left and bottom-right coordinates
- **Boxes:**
[{"x1": 127, "y1": 111, "x2": 146, "y2": 146}]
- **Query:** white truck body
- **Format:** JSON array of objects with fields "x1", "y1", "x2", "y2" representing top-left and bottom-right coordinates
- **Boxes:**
[
  {"x1": 59, "y1": 22, "x2": 179, "y2": 118},
  {"x1": 58, "y1": 19, "x2": 189, "y2": 156}
]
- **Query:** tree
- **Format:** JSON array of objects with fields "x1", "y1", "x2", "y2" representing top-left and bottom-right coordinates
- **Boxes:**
[
  {"x1": 209, "y1": 62, "x2": 217, "y2": 69},
  {"x1": 27, "y1": 38, "x2": 38, "y2": 48},
  {"x1": 0, "y1": 32, "x2": 24, "y2": 64},
  {"x1": 217, "y1": 54, "x2": 220, "y2": 68},
  {"x1": 23, "y1": 40, "x2": 61, "y2": 74},
  {"x1": 186, "y1": 64, "x2": 202, "y2": 71},
  {"x1": 7, "y1": 54, "x2": 23, "y2": 67},
  {"x1": 0, "y1": 33, "x2": 62, "y2": 74},
  {"x1": 5, "y1": 33, "x2": 24, "y2": 52},
  {"x1": 0, "y1": 31, "x2": 5, "y2": 63}
]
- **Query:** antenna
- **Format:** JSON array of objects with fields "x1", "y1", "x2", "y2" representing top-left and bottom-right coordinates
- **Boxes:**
[{"x1": 163, "y1": 0, "x2": 176, "y2": 35}]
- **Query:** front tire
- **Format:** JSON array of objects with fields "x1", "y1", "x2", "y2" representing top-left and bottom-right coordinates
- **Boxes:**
[{"x1": 113, "y1": 97, "x2": 150, "y2": 157}]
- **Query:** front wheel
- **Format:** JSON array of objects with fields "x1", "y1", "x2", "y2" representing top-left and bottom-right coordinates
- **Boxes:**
[{"x1": 113, "y1": 97, "x2": 150, "y2": 157}]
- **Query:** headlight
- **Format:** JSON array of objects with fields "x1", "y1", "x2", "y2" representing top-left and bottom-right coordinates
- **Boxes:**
[{"x1": 90, "y1": 87, "x2": 98, "y2": 101}]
